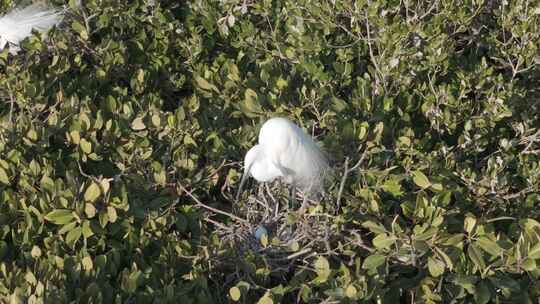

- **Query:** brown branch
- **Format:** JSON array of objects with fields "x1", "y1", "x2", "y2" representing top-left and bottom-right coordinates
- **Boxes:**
[
  {"x1": 178, "y1": 183, "x2": 248, "y2": 224},
  {"x1": 336, "y1": 146, "x2": 369, "y2": 210}
]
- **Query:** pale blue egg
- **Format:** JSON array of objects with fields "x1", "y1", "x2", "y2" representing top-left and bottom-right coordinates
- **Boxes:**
[{"x1": 254, "y1": 225, "x2": 268, "y2": 240}]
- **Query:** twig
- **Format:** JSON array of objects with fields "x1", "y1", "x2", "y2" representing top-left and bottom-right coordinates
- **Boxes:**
[
  {"x1": 364, "y1": 9, "x2": 384, "y2": 91},
  {"x1": 6, "y1": 82, "x2": 14, "y2": 126},
  {"x1": 501, "y1": 187, "x2": 535, "y2": 200},
  {"x1": 204, "y1": 217, "x2": 232, "y2": 231},
  {"x1": 286, "y1": 248, "x2": 312, "y2": 260},
  {"x1": 417, "y1": 0, "x2": 440, "y2": 21},
  {"x1": 178, "y1": 183, "x2": 248, "y2": 224},
  {"x1": 349, "y1": 230, "x2": 375, "y2": 253},
  {"x1": 336, "y1": 147, "x2": 369, "y2": 210},
  {"x1": 336, "y1": 157, "x2": 349, "y2": 211},
  {"x1": 522, "y1": 149, "x2": 540, "y2": 155}
]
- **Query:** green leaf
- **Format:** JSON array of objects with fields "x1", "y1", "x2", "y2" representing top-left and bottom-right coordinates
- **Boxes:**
[
  {"x1": 372, "y1": 233, "x2": 396, "y2": 249},
  {"x1": 154, "y1": 170, "x2": 166, "y2": 185},
  {"x1": 99, "y1": 210, "x2": 109, "y2": 228},
  {"x1": 29, "y1": 160, "x2": 40, "y2": 176},
  {"x1": 290, "y1": 241, "x2": 300, "y2": 252},
  {"x1": 72, "y1": 21, "x2": 87, "y2": 36},
  {"x1": 151, "y1": 114, "x2": 161, "y2": 127},
  {"x1": 528, "y1": 242, "x2": 540, "y2": 259},
  {"x1": 58, "y1": 221, "x2": 78, "y2": 235},
  {"x1": 82, "y1": 220, "x2": 94, "y2": 238},
  {"x1": 522, "y1": 258, "x2": 537, "y2": 271},
  {"x1": 431, "y1": 183, "x2": 443, "y2": 191},
  {"x1": 476, "y1": 237, "x2": 503, "y2": 256},
  {"x1": 241, "y1": 88, "x2": 262, "y2": 117},
  {"x1": 412, "y1": 170, "x2": 431, "y2": 189},
  {"x1": 82, "y1": 256, "x2": 93, "y2": 271},
  {"x1": 26, "y1": 129, "x2": 38, "y2": 141},
  {"x1": 427, "y1": 257, "x2": 445, "y2": 277},
  {"x1": 362, "y1": 254, "x2": 386, "y2": 271},
  {"x1": 468, "y1": 244, "x2": 486, "y2": 270},
  {"x1": 229, "y1": 286, "x2": 241, "y2": 301},
  {"x1": 474, "y1": 281, "x2": 491, "y2": 304},
  {"x1": 256, "y1": 292, "x2": 273, "y2": 304},
  {"x1": 435, "y1": 247, "x2": 454, "y2": 270},
  {"x1": 65, "y1": 227, "x2": 82, "y2": 246},
  {"x1": 131, "y1": 117, "x2": 146, "y2": 131},
  {"x1": 464, "y1": 216, "x2": 476, "y2": 234},
  {"x1": 40, "y1": 175, "x2": 56, "y2": 192},
  {"x1": 25, "y1": 271, "x2": 37, "y2": 285},
  {"x1": 45, "y1": 209, "x2": 75, "y2": 225},
  {"x1": 453, "y1": 275, "x2": 477, "y2": 294},
  {"x1": 361, "y1": 221, "x2": 387, "y2": 234},
  {"x1": 0, "y1": 167, "x2": 9, "y2": 184},
  {"x1": 107, "y1": 207, "x2": 118, "y2": 223},
  {"x1": 84, "y1": 203, "x2": 96, "y2": 218},
  {"x1": 125, "y1": 270, "x2": 142, "y2": 293},
  {"x1": 84, "y1": 182, "x2": 101, "y2": 202},
  {"x1": 79, "y1": 113, "x2": 91, "y2": 130},
  {"x1": 100, "y1": 179, "x2": 110, "y2": 194},
  {"x1": 313, "y1": 256, "x2": 331, "y2": 283},
  {"x1": 95, "y1": 255, "x2": 107, "y2": 269},
  {"x1": 135, "y1": 69, "x2": 145, "y2": 83},
  {"x1": 80, "y1": 138, "x2": 92, "y2": 154},
  {"x1": 195, "y1": 76, "x2": 217, "y2": 92},
  {"x1": 345, "y1": 285, "x2": 357, "y2": 299},
  {"x1": 331, "y1": 97, "x2": 348, "y2": 112},
  {"x1": 443, "y1": 234, "x2": 464, "y2": 248},
  {"x1": 96, "y1": 68, "x2": 106, "y2": 78},
  {"x1": 69, "y1": 130, "x2": 80, "y2": 144},
  {"x1": 31, "y1": 246, "x2": 42, "y2": 258},
  {"x1": 381, "y1": 179, "x2": 403, "y2": 196},
  {"x1": 276, "y1": 77, "x2": 287, "y2": 90}
]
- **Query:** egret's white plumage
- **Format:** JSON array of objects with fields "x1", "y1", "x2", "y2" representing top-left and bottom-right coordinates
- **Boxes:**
[
  {"x1": 237, "y1": 117, "x2": 329, "y2": 200},
  {"x1": 0, "y1": 3, "x2": 64, "y2": 54}
]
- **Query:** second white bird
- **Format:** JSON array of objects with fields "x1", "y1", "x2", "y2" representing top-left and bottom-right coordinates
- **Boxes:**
[{"x1": 0, "y1": 3, "x2": 64, "y2": 54}]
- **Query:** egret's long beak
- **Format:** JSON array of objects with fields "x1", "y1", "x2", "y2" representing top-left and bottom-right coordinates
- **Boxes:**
[
  {"x1": 235, "y1": 172, "x2": 249, "y2": 202},
  {"x1": 235, "y1": 162, "x2": 253, "y2": 203}
]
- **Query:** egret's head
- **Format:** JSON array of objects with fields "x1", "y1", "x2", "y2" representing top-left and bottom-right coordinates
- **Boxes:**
[
  {"x1": 236, "y1": 145, "x2": 282, "y2": 202},
  {"x1": 236, "y1": 145, "x2": 261, "y2": 202},
  {"x1": 243, "y1": 145, "x2": 261, "y2": 176}
]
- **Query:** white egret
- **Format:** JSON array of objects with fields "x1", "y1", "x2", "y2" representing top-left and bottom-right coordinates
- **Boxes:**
[
  {"x1": 236, "y1": 117, "x2": 329, "y2": 205},
  {"x1": 0, "y1": 3, "x2": 64, "y2": 54}
]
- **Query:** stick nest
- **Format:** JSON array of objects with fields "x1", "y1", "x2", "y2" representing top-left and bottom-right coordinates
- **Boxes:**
[{"x1": 209, "y1": 184, "x2": 339, "y2": 276}]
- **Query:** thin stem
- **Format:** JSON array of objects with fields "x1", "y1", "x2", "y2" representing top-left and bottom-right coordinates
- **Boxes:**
[{"x1": 178, "y1": 183, "x2": 249, "y2": 224}]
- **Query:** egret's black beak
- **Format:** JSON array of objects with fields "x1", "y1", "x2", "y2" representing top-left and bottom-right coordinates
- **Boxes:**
[
  {"x1": 235, "y1": 172, "x2": 249, "y2": 202},
  {"x1": 235, "y1": 162, "x2": 253, "y2": 203}
]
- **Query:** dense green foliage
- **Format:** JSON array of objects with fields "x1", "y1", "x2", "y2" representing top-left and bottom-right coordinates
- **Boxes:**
[{"x1": 0, "y1": 0, "x2": 539, "y2": 303}]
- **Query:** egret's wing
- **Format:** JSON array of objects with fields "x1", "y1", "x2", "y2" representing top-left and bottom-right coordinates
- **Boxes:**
[
  {"x1": 287, "y1": 122, "x2": 329, "y2": 192},
  {"x1": 273, "y1": 161, "x2": 296, "y2": 184},
  {"x1": 258, "y1": 117, "x2": 330, "y2": 192},
  {"x1": 0, "y1": 3, "x2": 64, "y2": 52}
]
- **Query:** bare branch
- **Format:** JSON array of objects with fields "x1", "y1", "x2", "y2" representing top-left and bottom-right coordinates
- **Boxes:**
[
  {"x1": 336, "y1": 146, "x2": 369, "y2": 210},
  {"x1": 178, "y1": 183, "x2": 249, "y2": 224}
]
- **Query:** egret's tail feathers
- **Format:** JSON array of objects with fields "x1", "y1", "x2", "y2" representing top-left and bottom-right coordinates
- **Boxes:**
[{"x1": 0, "y1": 3, "x2": 64, "y2": 52}]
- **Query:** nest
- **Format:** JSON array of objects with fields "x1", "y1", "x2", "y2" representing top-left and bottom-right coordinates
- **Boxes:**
[{"x1": 207, "y1": 183, "x2": 338, "y2": 277}]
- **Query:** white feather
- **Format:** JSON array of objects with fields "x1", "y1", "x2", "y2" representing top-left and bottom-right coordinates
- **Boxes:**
[
  {"x1": 237, "y1": 117, "x2": 330, "y2": 203},
  {"x1": 0, "y1": 3, "x2": 64, "y2": 54}
]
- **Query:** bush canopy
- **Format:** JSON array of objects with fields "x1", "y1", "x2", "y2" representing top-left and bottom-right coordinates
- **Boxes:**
[{"x1": 0, "y1": 0, "x2": 539, "y2": 303}]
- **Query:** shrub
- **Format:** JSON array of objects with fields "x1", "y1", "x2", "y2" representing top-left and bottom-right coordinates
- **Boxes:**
[{"x1": 0, "y1": 0, "x2": 539, "y2": 303}]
